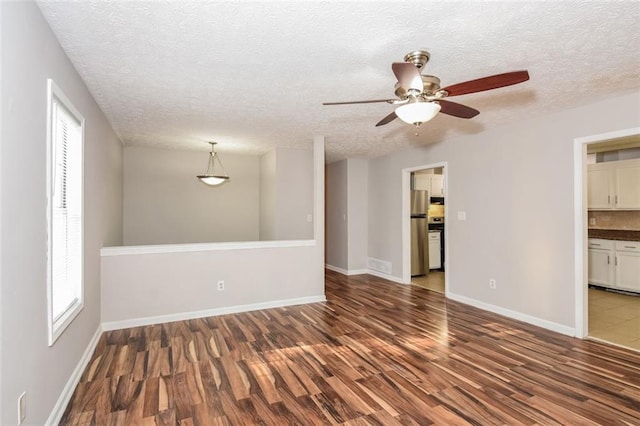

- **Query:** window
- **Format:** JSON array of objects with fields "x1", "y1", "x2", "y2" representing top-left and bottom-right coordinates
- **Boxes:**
[{"x1": 47, "y1": 79, "x2": 84, "y2": 345}]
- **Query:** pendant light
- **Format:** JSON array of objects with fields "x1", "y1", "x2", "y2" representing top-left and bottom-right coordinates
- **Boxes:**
[{"x1": 197, "y1": 142, "x2": 229, "y2": 186}]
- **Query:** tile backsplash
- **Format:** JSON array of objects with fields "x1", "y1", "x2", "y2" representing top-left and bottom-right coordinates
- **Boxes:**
[
  {"x1": 588, "y1": 210, "x2": 640, "y2": 230},
  {"x1": 428, "y1": 204, "x2": 444, "y2": 218}
]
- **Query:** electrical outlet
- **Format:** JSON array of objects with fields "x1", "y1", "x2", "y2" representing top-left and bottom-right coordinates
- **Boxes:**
[
  {"x1": 589, "y1": 217, "x2": 596, "y2": 226},
  {"x1": 217, "y1": 280, "x2": 224, "y2": 291},
  {"x1": 489, "y1": 278, "x2": 497, "y2": 289},
  {"x1": 18, "y1": 392, "x2": 26, "y2": 425},
  {"x1": 306, "y1": 214, "x2": 313, "y2": 222}
]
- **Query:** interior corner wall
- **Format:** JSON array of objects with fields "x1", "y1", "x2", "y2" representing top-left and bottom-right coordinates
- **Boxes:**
[
  {"x1": 123, "y1": 146, "x2": 259, "y2": 245},
  {"x1": 325, "y1": 160, "x2": 348, "y2": 270},
  {"x1": 347, "y1": 159, "x2": 368, "y2": 271},
  {"x1": 0, "y1": 2, "x2": 123, "y2": 424},
  {"x1": 366, "y1": 90, "x2": 640, "y2": 331}
]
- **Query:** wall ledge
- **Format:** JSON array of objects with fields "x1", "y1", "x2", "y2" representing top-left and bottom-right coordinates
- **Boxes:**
[{"x1": 101, "y1": 239, "x2": 316, "y2": 256}]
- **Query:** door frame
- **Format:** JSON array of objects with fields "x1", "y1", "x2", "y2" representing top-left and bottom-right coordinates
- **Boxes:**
[
  {"x1": 573, "y1": 127, "x2": 640, "y2": 338},
  {"x1": 402, "y1": 161, "x2": 449, "y2": 293}
]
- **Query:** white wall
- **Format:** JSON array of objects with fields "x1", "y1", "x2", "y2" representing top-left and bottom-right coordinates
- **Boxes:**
[
  {"x1": 123, "y1": 146, "x2": 259, "y2": 245},
  {"x1": 0, "y1": 2, "x2": 123, "y2": 424},
  {"x1": 367, "y1": 91, "x2": 640, "y2": 331},
  {"x1": 259, "y1": 147, "x2": 314, "y2": 241},
  {"x1": 325, "y1": 160, "x2": 348, "y2": 270},
  {"x1": 101, "y1": 138, "x2": 325, "y2": 327}
]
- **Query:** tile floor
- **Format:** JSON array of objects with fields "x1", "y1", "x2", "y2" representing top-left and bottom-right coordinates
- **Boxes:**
[
  {"x1": 589, "y1": 287, "x2": 640, "y2": 351},
  {"x1": 411, "y1": 271, "x2": 445, "y2": 293}
]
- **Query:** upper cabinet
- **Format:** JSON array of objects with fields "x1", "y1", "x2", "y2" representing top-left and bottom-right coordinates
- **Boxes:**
[
  {"x1": 430, "y1": 175, "x2": 445, "y2": 197},
  {"x1": 414, "y1": 173, "x2": 445, "y2": 197},
  {"x1": 587, "y1": 159, "x2": 640, "y2": 210}
]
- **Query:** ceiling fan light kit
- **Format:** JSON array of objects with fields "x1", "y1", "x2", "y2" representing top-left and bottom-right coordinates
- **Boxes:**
[
  {"x1": 323, "y1": 49, "x2": 529, "y2": 130},
  {"x1": 395, "y1": 101, "x2": 441, "y2": 127},
  {"x1": 197, "y1": 142, "x2": 230, "y2": 186}
]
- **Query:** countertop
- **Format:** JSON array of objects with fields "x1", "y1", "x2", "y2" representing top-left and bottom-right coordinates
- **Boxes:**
[{"x1": 588, "y1": 228, "x2": 640, "y2": 242}]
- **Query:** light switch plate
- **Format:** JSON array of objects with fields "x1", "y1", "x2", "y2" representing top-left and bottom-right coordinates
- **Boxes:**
[{"x1": 457, "y1": 211, "x2": 467, "y2": 221}]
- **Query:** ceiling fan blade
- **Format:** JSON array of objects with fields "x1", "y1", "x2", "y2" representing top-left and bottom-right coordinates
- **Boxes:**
[
  {"x1": 323, "y1": 99, "x2": 394, "y2": 105},
  {"x1": 375, "y1": 111, "x2": 397, "y2": 127},
  {"x1": 392, "y1": 62, "x2": 423, "y2": 92},
  {"x1": 441, "y1": 70, "x2": 530, "y2": 97},
  {"x1": 438, "y1": 100, "x2": 480, "y2": 119}
]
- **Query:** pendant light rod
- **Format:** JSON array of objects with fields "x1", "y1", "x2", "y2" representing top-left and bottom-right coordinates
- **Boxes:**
[{"x1": 197, "y1": 141, "x2": 230, "y2": 186}]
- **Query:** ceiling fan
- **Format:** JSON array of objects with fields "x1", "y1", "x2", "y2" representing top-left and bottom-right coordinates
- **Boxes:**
[{"x1": 323, "y1": 50, "x2": 530, "y2": 129}]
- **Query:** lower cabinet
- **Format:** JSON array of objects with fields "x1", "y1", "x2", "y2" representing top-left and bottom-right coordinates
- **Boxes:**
[
  {"x1": 428, "y1": 231, "x2": 441, "y2": 269},
  {"x1": 615, "y1": 241, "x2": 640, "y2": 292},
  {"x1": 588, "y1": 238, "x2": 640, "y2": 293},
  {"x1": 588, "y1": 239, "x2": 614, "y2": 287}
]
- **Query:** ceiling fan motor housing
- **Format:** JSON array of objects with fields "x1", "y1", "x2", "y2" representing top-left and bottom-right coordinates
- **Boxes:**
[
  {"x1": 403, "y1": 50, "x2": 431, "y2": 70},
  {"x1": 394, "y1": 75, "x2": 441, "y2": 98}
]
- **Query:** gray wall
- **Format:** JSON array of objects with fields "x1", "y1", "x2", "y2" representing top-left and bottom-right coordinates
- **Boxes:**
[
  {"x1": 325, "y1": 159, "x2": 368, "y2": 272},
  {"x1": 275, "y1": 148, "x2": 314, "y2": 240},
  {"x1": 259, "y1": 147, "x2": 314, "y2": 241},
  {"x1": 325, "y1": 160, "x2": 348, "y2": 269},
  {"x1": 123, "y1": 146, "x2": 259, "y2": 245},
  {"x1": 347, "y1": 159, "x2": 368, "y2": 271},
  {"x1": 122, "y1": 146, "x2": 313, "y2": 246},
  {"x1": 0, "y1": 2, "x2": 123, "y2": 424},
  {"x1": 259, "y1": 149, "x2": 277, "y2": 240},
  {"x1": 366, "y1": 91, "x2": 640, "y2": 329}
]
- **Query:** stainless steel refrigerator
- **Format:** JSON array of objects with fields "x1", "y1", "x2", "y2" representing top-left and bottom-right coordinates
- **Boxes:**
[{"x1": 411, "y1": 189, "x2": 429, "y2": 276}]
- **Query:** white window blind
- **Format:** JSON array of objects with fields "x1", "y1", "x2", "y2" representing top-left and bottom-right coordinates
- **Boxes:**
[{"x1": 47, "y1": 80, "x2": 84, "y2": 345}]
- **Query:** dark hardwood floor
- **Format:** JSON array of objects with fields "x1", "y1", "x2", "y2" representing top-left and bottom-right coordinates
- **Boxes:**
[{"x1": 61, "y1": 270, "x2": 640, "y2": 425}]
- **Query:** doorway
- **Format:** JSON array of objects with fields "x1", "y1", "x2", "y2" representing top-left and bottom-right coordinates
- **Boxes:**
[
  {"x1": 574, "y1": 127, "x2": 640, "y2": 350},
  {"x1": 402, "y1": 162, "x2": 448, "y2": 294}
]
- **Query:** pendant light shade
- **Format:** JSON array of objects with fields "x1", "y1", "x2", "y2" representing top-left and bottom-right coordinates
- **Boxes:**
[
  {"x1": 197, "y1": 142, "x2": 229, "y2": 186},
  {"x1": 395, "y1": 101, "x2": 441, "y2": 126}
]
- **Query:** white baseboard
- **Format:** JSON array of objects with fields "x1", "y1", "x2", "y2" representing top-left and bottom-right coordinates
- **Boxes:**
[
  {"x1": 101, "y1": 295, "x2": 327, "y2": 331},
  {"x1": 46, "y1": 325, "x2": 103, "y2": 425},
  {"x1": 325, "y1": 264, "x2": 368, "y2": 276},
  {"x1": 326, "y1": 264, "x2": 406, "y2": 284},
  {"x1": 365, "y1": 269, "x2": 406, "y2": 284},
  {"x1": 447, "y1": 292, "x2": 575, "y2": 337}
]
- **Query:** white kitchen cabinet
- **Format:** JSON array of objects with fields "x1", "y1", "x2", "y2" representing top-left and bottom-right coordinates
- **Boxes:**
[
  {"x1": 615, "y1": 241, "x2": 640, "y2": 292},
  {"x1": 588, "y1": 238, "x2": 640, "y2": 293},
  {"x1": 413, "y1": 173, "x2": 430, "y2": 191},
  {"x1": 413, "y1": 173, "x2": 445, "y2": 197},
  {"x1": 430, "y1": 175, "x2": 445, "y2": 197},
  {"x1": 587, "y1": 168, "x2": 614, "y2": 209},
  {"x1": 615, "y1": 164, "x2": 640, "y2": 209},
  {"x1": 587, "y1": 159, "x2": 640, "y2": 210},
  {"x1": 588, "y1": 239, "x2": 614, "y2": 287},
  {"x1": 428, "y1": 231, "x2": 441, "y2": 269}
]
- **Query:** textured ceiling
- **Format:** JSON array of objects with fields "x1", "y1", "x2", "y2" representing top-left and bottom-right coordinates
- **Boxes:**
[{"x1": 37, "y1": 1, "x2": 640, "y2": 162}]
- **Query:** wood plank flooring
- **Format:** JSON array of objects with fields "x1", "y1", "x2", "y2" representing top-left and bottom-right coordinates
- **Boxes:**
[{"x1": 61, "y1": 270, "x2": 640, "y2": 425}]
